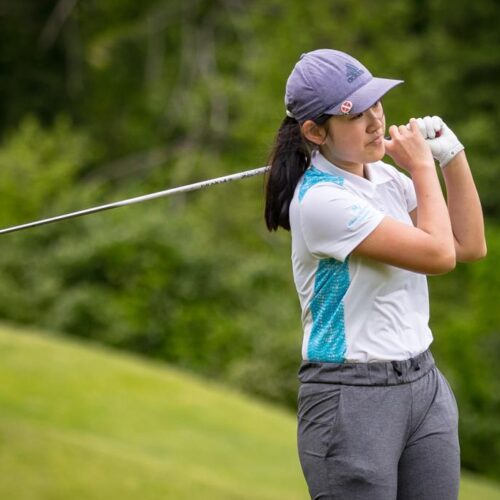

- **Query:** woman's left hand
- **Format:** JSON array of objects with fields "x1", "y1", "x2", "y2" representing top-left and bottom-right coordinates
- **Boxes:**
[{"x1": 412, "y1": 116, "x2": 465, "y2": 168}]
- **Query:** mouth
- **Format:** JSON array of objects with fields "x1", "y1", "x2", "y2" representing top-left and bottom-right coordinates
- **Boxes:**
[{"x1": 368, "y1": 135, "x2": 384, "y2": 146}]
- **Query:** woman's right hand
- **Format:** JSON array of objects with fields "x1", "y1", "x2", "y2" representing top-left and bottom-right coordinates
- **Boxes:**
[{"x1": 383, "y1": 118, "x2": 435, "y2": 174}]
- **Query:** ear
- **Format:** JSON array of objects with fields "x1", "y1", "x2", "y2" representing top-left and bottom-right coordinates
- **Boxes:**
[{"x1": 301, "y1": 120, "x2": 327, "y2": 145}]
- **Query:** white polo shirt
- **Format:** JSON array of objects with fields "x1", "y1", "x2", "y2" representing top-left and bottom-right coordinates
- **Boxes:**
[{"x1": 289, "y1": 150, "x2": 433, "y2": 363}]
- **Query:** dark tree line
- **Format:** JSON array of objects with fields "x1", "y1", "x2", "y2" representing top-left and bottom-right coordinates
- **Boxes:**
[{"x1": 0, "y1": 0, "x2": 499, "y2": 480}]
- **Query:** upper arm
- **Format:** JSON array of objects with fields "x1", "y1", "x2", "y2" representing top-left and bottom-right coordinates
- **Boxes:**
[
  {"x1": 398, "y1": 170, "x2": 418, "y2": 213},
  {"x1": 351, "y1": 215, "x2": 455, "y2": 275},
  {"x1": 409, "y1": 208, "x2": 417, "y2": 226},
  {"x1": 301, "y1": 184, "x2": 454, "y2": 275},
  {"x1": 351, "y1": 181, "x2": 453, "y2": 275},
  {"x1": 300, "y1": 186, "x2": 384, "y2": 262}
]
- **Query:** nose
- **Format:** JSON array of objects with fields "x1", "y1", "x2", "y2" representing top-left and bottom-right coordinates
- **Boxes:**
[{"x1": 366, "y1": 107, "x2": 384, "y2": 133}]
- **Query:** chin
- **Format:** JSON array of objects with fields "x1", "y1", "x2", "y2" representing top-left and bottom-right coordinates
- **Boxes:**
[{"x1": 367, "y1": 145, "x2": 385, "y2": 163}]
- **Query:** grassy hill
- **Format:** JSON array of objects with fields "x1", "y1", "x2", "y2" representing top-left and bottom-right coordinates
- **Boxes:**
[{"x1": 0, "y1": 324, "x2": 499, "y2": 500}]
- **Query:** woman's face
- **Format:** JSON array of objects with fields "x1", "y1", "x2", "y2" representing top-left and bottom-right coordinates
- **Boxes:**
[{"x1": 319, "y1": 100, "x2": 386, "y2": 171}]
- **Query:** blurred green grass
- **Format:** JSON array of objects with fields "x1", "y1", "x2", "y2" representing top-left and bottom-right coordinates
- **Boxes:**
[{"x1": 0, "y1": 324, "x2": 498, "y2": 499}]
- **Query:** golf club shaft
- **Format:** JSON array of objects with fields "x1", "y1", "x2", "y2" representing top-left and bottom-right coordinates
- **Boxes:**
[{"x1": 0, "y1": 166, "x2": 270, "y2": 235}]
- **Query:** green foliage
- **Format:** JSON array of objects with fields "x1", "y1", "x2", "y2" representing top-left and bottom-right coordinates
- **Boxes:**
[
  {"x1": 0, "y1": 0, "x2": 499, "y2": 482},
  {"x1": 429, "y1": 226, "x2": 500, "y2": 478},
  {"x1": 0, "y1": 124, "x2": 300, "y2": 407},
  {"x1": 0, "y1": 116, "x2": 92, "y2": 226}
]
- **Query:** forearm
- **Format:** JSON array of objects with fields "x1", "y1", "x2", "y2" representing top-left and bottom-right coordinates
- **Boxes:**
[
  {"x1": 412, "y1": 165, "x2": 455, "y2": 255},
  {"x1": 441, "y1": 151, "x2": 487, "y2": 261},
  {"x1": 384, "y1": 118, "x2": 455, "y2": 265}
]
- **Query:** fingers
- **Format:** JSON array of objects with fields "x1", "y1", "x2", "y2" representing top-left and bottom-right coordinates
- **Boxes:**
[
  {"x1": 383, "y1": 125, "x2": 398, "y2": 152},
  {"x1": 411, "y1": 115, "x2": 444, "y2": 139},
  {"x1": 384, "y1": 119, "x2": 423, "y2": 159},
  {"x1": 424, "y1": 116, "x2": 437, "y2": 139},
  {"x1": 431, "y1": 115, "x2": 443, "y2": 137},
  {"x1": 385, "y1": 119, "x2": 418, "y2": 145},
  {"x1": 393, "y1": 118, "x2": 422, "y2": 140},
  {"x1": 398, "y1": 124, "x2": 410, "y2": 135},
  {"x1": 415, "y1": 118, "x2": 426, "y2": 137},
  {"x1": 408, "y1": 117, "x2": 421, "y2": 135},
  {"x1": 387, "y1": 124, "x2": 400, "y2": 139}
]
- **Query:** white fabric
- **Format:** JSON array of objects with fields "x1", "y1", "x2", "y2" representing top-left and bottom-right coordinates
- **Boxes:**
[{"x1": 289, "y1": 150, "x2": 433, "y2": 363}]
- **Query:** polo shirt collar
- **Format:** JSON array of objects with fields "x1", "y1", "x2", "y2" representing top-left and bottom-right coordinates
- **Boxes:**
[{"x1": 310, "y1": 150, "x2": 391, "y2": 195}]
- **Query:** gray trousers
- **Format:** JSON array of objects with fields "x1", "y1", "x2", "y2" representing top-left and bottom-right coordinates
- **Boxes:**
[{"x1": 297, "y1": 349, "x2": 460, "y2": 499}]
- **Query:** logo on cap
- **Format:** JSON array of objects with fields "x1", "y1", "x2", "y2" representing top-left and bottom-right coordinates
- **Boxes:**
[
  {"x1": 341, "y1": 100, "x2": 353, "y2": 114},
  {"x1": 346, "y1": 63, "x2": 364, "y2": 83}
]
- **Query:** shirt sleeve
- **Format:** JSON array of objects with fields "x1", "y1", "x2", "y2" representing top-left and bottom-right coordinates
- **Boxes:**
[
  {"x1": 397, "y1": 171, "x2": 417, "y2": 212},
  {"x1": 299, "y1": 184, "x2": 384, "y2": 262}
]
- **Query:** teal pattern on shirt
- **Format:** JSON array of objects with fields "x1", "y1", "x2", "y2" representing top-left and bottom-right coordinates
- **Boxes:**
[
  {"x1": 307, "y1": 258, "x2": 349, "y2": 362},
  {"x1": 299, "y1": 165, "x2": 344, "y2": 202},
  {"x1": 299, "y1": 165, "x2": 348, "y2": 363}
]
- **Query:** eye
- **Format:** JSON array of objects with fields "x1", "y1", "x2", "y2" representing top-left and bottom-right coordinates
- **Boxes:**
[{"x1": 349, "y1": 113, "x2": 363, "y2": 120}]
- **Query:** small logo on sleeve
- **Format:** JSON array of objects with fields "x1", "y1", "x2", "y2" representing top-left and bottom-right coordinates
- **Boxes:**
[{"x1": 347, "y1": 203, "x2": 371, "y2": 229}]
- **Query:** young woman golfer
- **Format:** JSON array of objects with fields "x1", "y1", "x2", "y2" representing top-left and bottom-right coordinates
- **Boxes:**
[{"x1": 265, "y1": 49, "x2": 486, "y2": 499}]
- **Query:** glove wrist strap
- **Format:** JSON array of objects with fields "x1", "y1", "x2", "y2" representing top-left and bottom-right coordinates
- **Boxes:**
[{"x1": 440, "y1": 143, "x2": 465, "y2": 168}]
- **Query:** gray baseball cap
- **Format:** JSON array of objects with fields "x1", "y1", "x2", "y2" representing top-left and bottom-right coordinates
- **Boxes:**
[{"x1": 285, "y1": 49, "x2": 403, "y2": 123}]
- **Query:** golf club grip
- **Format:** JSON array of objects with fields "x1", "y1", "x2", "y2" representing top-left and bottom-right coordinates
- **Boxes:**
[{"x1": 384, "y1": 130, "x2": 442, "y2": 140}]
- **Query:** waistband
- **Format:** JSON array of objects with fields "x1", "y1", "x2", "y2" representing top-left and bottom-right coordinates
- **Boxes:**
[{"x1": 298, "y1": 349, "x2": 435, "y2": 386}]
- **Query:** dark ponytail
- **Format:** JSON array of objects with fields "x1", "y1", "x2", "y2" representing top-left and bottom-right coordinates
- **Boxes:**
[{"x1": 264, "y1": 114, "x2": 329, "y2": 231}]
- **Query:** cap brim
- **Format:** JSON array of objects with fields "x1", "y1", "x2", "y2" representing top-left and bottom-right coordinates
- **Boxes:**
[{"x1": 325, "y1": 77, "x2": 404, "y2": 115}]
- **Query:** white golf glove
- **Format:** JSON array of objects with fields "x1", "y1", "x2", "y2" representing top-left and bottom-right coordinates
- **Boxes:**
[{"x1": 413, "y1": 116, "x2": 464, "y2": 167}]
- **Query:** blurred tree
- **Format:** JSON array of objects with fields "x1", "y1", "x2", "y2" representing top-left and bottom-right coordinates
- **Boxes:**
[{"x1": 0, "y1": 0, "x2": 498, "y2": 481}]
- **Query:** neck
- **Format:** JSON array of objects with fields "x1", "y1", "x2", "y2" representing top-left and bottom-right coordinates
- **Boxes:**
[{"x1": 319, "y1": 149, "x2": 366, "y2": 178}]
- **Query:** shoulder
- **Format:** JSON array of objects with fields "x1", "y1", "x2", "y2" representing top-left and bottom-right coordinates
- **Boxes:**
[
  {"x1": 299, "y1": 173, "x2": 378, "y2": 231},
  {"x1": 298, "y1": 166, "x2": 346, "y2": 204}
]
